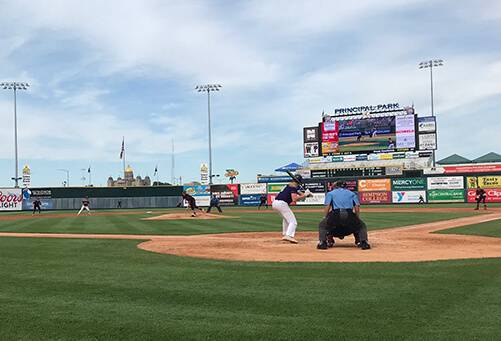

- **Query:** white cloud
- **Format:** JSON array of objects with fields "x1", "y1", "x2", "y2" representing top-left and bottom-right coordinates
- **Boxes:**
[{"x1": 1, "y1": 0, "x2": 280, "y2": 87}]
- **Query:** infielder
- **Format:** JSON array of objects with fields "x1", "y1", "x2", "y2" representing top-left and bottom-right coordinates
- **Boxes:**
[
  {"x1": 77, "y1": 197, "x2": 91, "y2": 216},
  {"x1": 258, "y1": 194, "x2": 268, "y2": 210},
  {"x1": 32, "y1": 198, "x2": 42, "y2": 214},
  {"x1": 271, "y1": 176, "x2": 310, "y2": 244},
  {"x1": 474, "y1": 187, "x2": 487, "y2": 210},
  {"x1": 317, "y1": 181, "x2": 370, "y2": 250}
]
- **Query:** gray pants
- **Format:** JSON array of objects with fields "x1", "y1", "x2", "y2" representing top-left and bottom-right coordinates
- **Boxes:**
[{"x1": 318, "y1": 209, "x2": 368, "y2": 243}]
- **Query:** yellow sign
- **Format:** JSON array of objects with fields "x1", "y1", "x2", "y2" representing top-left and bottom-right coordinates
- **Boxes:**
[
  {"x1": 468, "y1": 176, "x2": 501, "y2": 188},
  {"x1": 467, "y1": 177, "x2": 478, "y2": 188}
]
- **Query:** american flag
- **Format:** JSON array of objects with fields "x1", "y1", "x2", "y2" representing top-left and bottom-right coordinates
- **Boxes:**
[{"x1": 119, "y1": 138, "x2": 124, "y2": 159}]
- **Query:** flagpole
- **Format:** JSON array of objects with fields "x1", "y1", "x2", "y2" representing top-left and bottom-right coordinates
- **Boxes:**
[{"x1": 122, "y1": 137, "x2": 126, "y2": 180}]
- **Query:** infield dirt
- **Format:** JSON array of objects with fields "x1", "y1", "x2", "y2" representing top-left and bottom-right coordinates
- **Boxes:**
[{"x1": 1, "y1": 208, "x2": 500, "y2": 263}]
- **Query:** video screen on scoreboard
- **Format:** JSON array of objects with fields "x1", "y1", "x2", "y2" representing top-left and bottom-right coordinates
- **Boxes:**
[{"x1": 322, "y1": 115, "x2": 416, "y2": 155}]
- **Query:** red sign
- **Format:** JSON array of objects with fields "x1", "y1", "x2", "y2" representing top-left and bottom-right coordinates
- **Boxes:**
[
  {"x1": 227, "y1": 184, "x2": 239, "y2": 197},
  {"x1": 327, "y1": 180, "x2": 357, "y2": 192},
  {"x1": 359, "y1": 191, "x2": 392, "y2": 204},
  {"x1": 466, "y1": 188, "x2": 501, "y2": 203},
  {"x1": 444, "y1": 164, "x2": 501, "y2": 174},
  {"x1": 321, "y1": 121, "x2": 339, "y2": 154},
  {"x1": 322, "y1": 121, "x2": 339, "y2": 142}
]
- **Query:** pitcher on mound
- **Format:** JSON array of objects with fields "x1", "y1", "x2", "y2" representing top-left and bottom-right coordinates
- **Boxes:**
[{"x1": 272, "y1": 176, "x2": 310, "y2": 244}]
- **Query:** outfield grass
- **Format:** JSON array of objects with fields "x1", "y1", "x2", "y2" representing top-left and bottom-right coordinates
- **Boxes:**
[
  {"x1": 0, "y1": 209, "x2": 477, "y2": 235},
  {"x1": 0, "y1": 207, "x2": 499, "y2": 340},
  {"x1": 1, "y1": 237, "x2": 501, "y2": 340},
  {"x1": 437, "y1": 219, "x2": 501, "y2": 238}
]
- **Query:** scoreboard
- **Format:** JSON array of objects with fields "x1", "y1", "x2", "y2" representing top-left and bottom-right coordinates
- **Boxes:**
[{"x1": 310, "y1": 167, "x2": 385, "y2": 178}]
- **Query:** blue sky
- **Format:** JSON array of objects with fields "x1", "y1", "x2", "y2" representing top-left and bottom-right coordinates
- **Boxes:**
[{"x1": 0, "y1": 0, "x2": 500, "y2": 187}]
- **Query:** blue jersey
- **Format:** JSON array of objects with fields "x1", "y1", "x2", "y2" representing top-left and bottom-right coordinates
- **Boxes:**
[
  {"x1": 324, "y1": 188, "x2": 359, "y2": 209},
  {"x1": 275, "y1": 186, "x2": 298, "y2": 205}
]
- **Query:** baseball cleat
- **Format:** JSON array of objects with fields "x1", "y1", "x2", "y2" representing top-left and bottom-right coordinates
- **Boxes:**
[
  {"x1": 317, "y1": 242, "x2": 328, "y2": 250},
  {"x1": 358, "y1": 241, "x2": 371, "y2": 250},
  {"x1": 282, "y1": 235, "x2": 298, "y2": 244}
]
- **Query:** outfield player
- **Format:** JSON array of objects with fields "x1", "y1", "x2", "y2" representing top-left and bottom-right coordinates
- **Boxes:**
[
  {"x1": 474, "y1": 187, "x2": 487, "y2": 210},
  {"x1": 317, "y1": 181, "x2": 370, "y2": 250},
  {"x1": 271, "y1": 176, "x2": 310, "y2": 243},
  {"x1": 32, "y1": 198, "x2": 42, "y2": 214},
  {"x1": 77, "y1": 197, "x2": 91, "y2": 216}
]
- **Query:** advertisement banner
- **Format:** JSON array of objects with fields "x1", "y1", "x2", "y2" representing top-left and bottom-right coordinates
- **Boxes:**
[
  {"x1": 304, "y1": 182, "x2": 326, "y2": 193},
  {"x1": 359, "y1": 191, "x2": 392, "y2": 204},
  {"x1": 239, "y1": 194, "x2": 264, "y2": 206},
  {"x1": 327, "y1": 180, "x2": 357, "y2": 192},
  {"x1": 418, "y1": 116, "x2": 436, "y2": 133},
  {"x1": 395, "y1": 115, "x2": 416, "y2": 149},
  {"x1": 466, "y1": 188, "x2": 501, "y2": 203},
  {"x1": 419, "y1": 133, "x2": 437, "y2": 150},
  {"x1": 321, "y1": 120, "x2": 339, "y2": 154},
  {"x1": 392, "y1": 178, "x2": 426, "y2": 191},
  {"x1": 392, "y1": 190, "x2": 426, "y2": 203},
  {"x1": 210, "y1": 184, "x2": 239, "y2": 206},
  {"x1": 443, "y1": 164, "x2": 501, "y2": 174},
  {"x1": 200, "y1": 163, "x2": 209, "y2": 185},
  {"x1": 385, "y1": 166, "x2": 403, "y2": 176},
  {"x1": 0, "y1": 188, "x2": 23, "y2": 211},
  {"x1": 257, "y1": 176, "x2": 291, "y2": 183},
  {"x1": 22, "y1": 198, "x2": 54, "y2": 210},
  {"x1": 267, "y1": 183, "x2": 287, "y2": 193},
  {"x1": 183, "y1": 185, "x2": 210, "y2": 196},
  {"x1": 358, "y1": 179, "x2": 391, "y2": 192},
  {"x1": 240, "y1": 183, "x2": 267, "y2": 195},
  {"x1": 296, "y1": 193, "x2": 325, "y2": 205},
  {"x1": 22, "y1": 165, "x2": 31, "y2": 187},
  {"x1": 467, "y1": 176, "x2": 501, "y2": 188},
  {"x1": 428, "y1": 189, "x2": 465, "y2": 202},
  {"x1": 296, "y1": 168, "x2": 311, "y2": 179},
  {"x1": 192, "y1": 196, "x2": 210, "y2": 207},
  {"x1": 25, "y1": 188, "x2": 52, "y2": 198},
  {"x1": 343, "y1": 155, "x2": 357, "y2": 162},
  {"x1": 304, "y1": 142, "x2": 320, "y2": 157},
  {"x1": 427, "y1": 176, "x2": 464, "y2": 190},
  {"x1": 304, "y1": 126, "x2": 320, "y2": 142}
]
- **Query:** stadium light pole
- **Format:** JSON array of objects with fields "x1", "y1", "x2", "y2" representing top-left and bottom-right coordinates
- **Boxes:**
[
  {"x1": 1, "y1": 81, "x2": 30, "y2": 188},
  {"x1": 195, "y1": 84, "x2": 222, "y2": 185},
  {"x1": 58, "y1": 169, "x2": 70, "y2": 187},
  {"x1": 418, "y1": 59, "x2": 444, "y2": 117},
  {"x1": 419, "y1": 59, "x2": 444, "y2": 168}
]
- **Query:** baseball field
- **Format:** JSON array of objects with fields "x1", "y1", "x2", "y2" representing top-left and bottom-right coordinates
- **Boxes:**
[{"x1": 1, "y1": 204, "x2": 501, "y2": 340}]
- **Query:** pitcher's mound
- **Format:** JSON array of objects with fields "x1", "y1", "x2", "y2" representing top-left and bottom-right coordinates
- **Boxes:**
[{"x1": 143, "y1": 213, "x2": 238, "y2": 220}]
